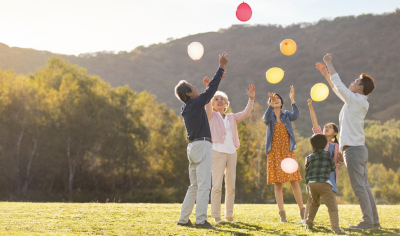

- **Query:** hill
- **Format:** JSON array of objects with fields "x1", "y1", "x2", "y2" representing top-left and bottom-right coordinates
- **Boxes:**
[{"x1": 1, "y1": 10, "x2": 400, "y2": 136}]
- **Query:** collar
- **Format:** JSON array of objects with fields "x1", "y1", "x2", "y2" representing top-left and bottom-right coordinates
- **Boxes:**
[
  {"x1": 312, "y1": 149, "x2": 325, "y2": 153},
  {"x1": 355, "y1": 93, "x2": 368, "y2": 100}
]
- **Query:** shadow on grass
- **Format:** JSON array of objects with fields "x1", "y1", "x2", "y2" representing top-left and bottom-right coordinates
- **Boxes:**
[
  {"x1": 343, "y1": 227, "x2": 400, "y2": 235},
  {"x1": 213, "y1": 221, "x2": 281, "y2": 235},
  {"x1": 305, "y1": 226, "x2": 332, "y2": 234}
]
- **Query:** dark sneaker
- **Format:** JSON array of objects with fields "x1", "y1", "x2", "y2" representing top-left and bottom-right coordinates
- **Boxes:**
[
  {"x1": 177, "y1": 219, "x2": 193, "y2": 227},
  {"x1": 374, "y1": 223, "x2": 381, "y2": 229},
  {"x1": 195, "y1": 221, "x2": 215, "y2": 229},
  {"x1": 305, "y1": 225, "x2": 314, "y2": 231},
  {"x1": 349, "y1": 223, "x2": 373, "y2": 230},
  {"x1": 334, "y1": 230, "x2": 346, "y2": 235}
]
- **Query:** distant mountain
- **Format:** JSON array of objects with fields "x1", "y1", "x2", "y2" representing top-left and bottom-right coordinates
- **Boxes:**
[{"x1": 1, "y1": 9, "x2": 399, "y2": 136}]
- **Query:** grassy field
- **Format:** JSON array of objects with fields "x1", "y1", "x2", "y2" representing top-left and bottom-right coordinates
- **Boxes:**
[{"x1": 0, "y1": 203, "x2": 399, "y2": 235}]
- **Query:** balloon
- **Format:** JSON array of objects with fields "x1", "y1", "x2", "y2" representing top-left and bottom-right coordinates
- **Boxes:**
[
  {"x1": 281, "y1": 158, "x2": 299, "y2": 174},
  {"x1": 311, "y1": 83, "x2": 330, "y2": 102},
  {"x1": 280, "y1": 39, "x2": 297, "y2": 56},
  {"x1": 187, "y1": 42, "x2": 204, "y2": 61},
  {"x1": 236, "y1": 2, "x2": 252, "y2": 22},
  {"x1": 266, "y1": 67, "x2": 285, "y2": 84}
]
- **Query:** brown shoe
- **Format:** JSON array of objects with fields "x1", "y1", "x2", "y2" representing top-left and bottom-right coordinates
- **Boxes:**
[
  {"x1": 279, "y1": 210, "x2": 287, "y2": 223},
  {"x1": 177, "y1": 219, "x2": 193, "y2": 227}
]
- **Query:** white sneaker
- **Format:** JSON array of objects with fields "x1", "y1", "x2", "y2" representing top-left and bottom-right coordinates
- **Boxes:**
[
  {"x1": 298, "y1": 219, "x2": 306, "y2": 224},
  {"x1": 226, "y1": 218, "x2": 239, "y2": 223},
  {"x1": 214, "y1": 218, "x2": 222, "y2": 223}
]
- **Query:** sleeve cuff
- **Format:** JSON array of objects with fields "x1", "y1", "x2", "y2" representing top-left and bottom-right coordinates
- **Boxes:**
[
  {"x1": 330, "y1": 73, "x2": 340, "y2": 81},
  {"x1": 312, "y1": 126, "x2": 322, "y2": 134}
]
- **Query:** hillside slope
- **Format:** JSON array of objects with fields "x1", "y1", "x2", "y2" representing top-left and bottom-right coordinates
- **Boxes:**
[{"x1": 1, "y1": 10, "x2": 399, "y2": 136}]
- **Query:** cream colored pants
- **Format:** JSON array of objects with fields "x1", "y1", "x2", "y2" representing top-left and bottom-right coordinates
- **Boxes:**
[
  {"x1": 211, "y1": 150, "x2": 237, "y2": 218},
  {"x1": 178, "y1": 141, "x2": 212, "y2": 225}
]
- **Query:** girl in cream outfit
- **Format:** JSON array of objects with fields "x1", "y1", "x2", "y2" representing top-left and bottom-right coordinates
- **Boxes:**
[{"x1": 203, "y1": 76, "x2": 255, "y2": 223}]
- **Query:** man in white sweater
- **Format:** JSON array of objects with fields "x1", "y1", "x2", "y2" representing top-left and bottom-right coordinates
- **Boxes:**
[{"x1": 316, "y1": 54, "x2": 380, "y2": 230}]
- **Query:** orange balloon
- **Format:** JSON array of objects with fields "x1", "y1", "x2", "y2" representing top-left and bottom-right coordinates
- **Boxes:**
[{"x1": 280, "y1": 39, "x2": 297, "y2": 56}]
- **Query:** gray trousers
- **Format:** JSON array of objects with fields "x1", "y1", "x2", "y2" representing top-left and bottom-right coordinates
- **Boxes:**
[
  {"x1": 178, "y1": 141, "x2": 212, "y2": 225},
  {"x1": 344, "y1": 145, "x2": 379, "y2": 226}
]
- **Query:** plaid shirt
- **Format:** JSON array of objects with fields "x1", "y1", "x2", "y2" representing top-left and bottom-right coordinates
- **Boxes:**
[{"x1": 305, "y1": 149, "x2": 335, "y2": 187}]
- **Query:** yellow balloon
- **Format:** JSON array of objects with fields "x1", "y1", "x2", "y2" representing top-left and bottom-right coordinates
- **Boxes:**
[
  {"x1": 311, "y1": 83, "x2": 329, "y2": 102},
  {"x1": 280, "y1": 39, "x2": 297, "y2": 56},
  {"x1": 266, "y1": 67, "x2": 284, "y2": 84}
]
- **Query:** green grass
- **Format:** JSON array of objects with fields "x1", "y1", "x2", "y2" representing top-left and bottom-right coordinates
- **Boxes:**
[{"x1": 0, "y1": 203, "x2": 399, "y2": 235}]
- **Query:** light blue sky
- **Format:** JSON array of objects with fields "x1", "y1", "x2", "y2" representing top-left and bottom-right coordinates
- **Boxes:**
[{"x1": 1, "y1": 0, "x2": 399, "y2": 55}]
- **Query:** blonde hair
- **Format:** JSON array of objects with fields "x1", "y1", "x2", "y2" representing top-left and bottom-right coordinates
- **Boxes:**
[{"x1": 211, "y1": 91, "x2": 230, "y2": 112}]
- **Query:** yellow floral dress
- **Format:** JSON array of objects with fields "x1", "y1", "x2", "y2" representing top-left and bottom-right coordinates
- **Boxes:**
[{"x1": 267, "y1": 122, "x2": 302, "y2": 185}]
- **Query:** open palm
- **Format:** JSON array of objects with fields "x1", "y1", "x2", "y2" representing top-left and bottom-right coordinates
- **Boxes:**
[{"x1": 246, "y1": 84, "x2": 255, "y2": 99}]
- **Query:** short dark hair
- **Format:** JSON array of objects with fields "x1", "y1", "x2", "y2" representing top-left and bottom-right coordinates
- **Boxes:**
[
  {"x1": 359, "y1": 73, "x2": 375, "y2": 95},
  {"x1": 267, "y1": 93, "x2": 284, "y2": 109},
  {"x1": 175, "y1": 80, "x2": 191, "y2": 103},
  {"x1": 310, "y1": 134, "x2": 327, "y2": 150}
]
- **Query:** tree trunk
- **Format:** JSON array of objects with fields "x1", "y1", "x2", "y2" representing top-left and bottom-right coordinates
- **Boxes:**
[
  {"x1": 22, "y1": 131, "x2": 40, "y2": 194},
  {"x1": 15, "y1": 128, "x2": 25, "y2": 192}
]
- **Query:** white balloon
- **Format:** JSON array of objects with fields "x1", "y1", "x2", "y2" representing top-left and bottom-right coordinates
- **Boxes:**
[
  {"x1": 281, "y1": 158, "x2": 299, "y2": 174},
  {"x1": 188, "y1": 42, "x2": 204, "y2": 61}
]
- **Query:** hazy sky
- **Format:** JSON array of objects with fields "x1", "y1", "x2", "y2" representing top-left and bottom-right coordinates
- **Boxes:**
[{"x1": 1, "y1": 0, "x2": 399, "y2": 55}]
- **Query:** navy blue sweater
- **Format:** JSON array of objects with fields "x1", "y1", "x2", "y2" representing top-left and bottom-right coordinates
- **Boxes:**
[{"x1": 181, "y1": 67, "x2": 225, "y2": 141}]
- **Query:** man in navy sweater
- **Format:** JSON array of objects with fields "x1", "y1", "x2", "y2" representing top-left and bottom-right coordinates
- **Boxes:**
[{"x1": 175, "y1": 52, "x2": 228, "y2": 229}]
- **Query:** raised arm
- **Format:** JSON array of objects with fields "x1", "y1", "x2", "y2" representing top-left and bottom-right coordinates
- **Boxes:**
[
  {"x1": 197, "y1": 53, "x2": 228, "y2": 106},
  {"x1": 307, "y1": 99, "x2": 319, "y2": 129},
  {"x1": 287, "y1": 86, "x2": 299, "y2": 121},
  {"x1": 203, "y1": 76, "x2": 213, "y2": 120},
  {"x1": 234, "y1": 84, "x2": 255, "y2": 122},
  {"x1": 316, "y1": 62, "x2": 346, "y2": 102},
  {"x1": 262, "y1": 93, "x2": 276, "y2": 124},
  {"x1": 323, "y1": 54, "x2": 355, "y2": 105},
  {"x1": 316, "y1": 62, "x2": 335, "y2": 88}
]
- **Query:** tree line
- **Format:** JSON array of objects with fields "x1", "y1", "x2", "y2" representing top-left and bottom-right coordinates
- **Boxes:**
[{"x1": 0, "y1": 58, "x2": 399, "y2": 204}]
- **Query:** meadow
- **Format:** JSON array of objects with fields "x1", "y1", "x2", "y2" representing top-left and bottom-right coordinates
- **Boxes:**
[{"x1": 0, "y1": 203, "x2": 399, "y2": 235}]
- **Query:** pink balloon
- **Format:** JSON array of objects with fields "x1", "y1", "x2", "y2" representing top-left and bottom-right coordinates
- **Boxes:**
[
  {"x1": 281, "y1": 158, "x2": 299, "y2": 174},
  {"x1": 236, "y1": 2, "x2": 252, "y2": 22}
]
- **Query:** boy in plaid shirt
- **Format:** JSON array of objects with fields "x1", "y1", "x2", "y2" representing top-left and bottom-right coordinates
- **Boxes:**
[{"x1": 305, "y1": 134, "x2": 344, "y2": 234}]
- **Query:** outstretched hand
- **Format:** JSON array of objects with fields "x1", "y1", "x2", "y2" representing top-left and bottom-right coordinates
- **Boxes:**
[
  {"x1": 323, "y1": 53, "x2": 332, "y2": 63},
  {"x1": 203, "y1": 76, "x2": 210, "y2": 87},
  {"x1": 268, "y1": 92, "x2": 277, "y2": 105},
  {"x1": 338, "y1": 152, "x2": 344, "y2": 162},
  {"x1": 219, "y1": 52, "x2": 228, "y2": 68},
  {"x1": 307, "y1": 98, "x2": 313, "y2": 106},
  {"x1": 316, "y1": 62, "x2": 329, "y2": 77},
  {"x1": 246, "y1": 84, "x2": 255, "y2": 100},
  {"x1": 289, "y1": 85, "x2": 295, "y2": 100}
]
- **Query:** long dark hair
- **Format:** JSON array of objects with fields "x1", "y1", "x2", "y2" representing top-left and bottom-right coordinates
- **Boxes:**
[
  {"x1": 326, "y1": 122, "x2": 339, "y2": 144},
  {"x1": 267, "y1": 93, "x2": 284, "y2": 109}
]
